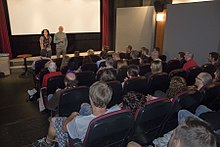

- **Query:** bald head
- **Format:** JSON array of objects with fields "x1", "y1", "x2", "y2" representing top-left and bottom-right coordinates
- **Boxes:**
[{"x1": 64, "y1": 72, "x2": 78, "y2": 88}]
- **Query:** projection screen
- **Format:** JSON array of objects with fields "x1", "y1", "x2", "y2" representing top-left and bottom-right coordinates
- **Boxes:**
[{"x1": 6, "y1": 0, "x2": 100, "y2": 35}]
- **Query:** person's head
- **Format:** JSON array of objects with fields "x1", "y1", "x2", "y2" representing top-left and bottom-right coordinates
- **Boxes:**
[
  {"x1": 141, "y1": 47, "x2": 149, "y2": 56},
  {"x1": 214, "y1": 66, "x2": 220, "y2": 82},
  {"x1": 168, "y1": 117, "x2": 217, "y2": 147},
  {"x1": 40, "y1": 49, "x2": 48, "y2": 57},
  {"x1": 151, "y1": 47, "x2": 160, "y2": 59},
  {"x1": 89, "y1": 81, "x2": 113, "y2": 108},
  {"x1": 184, "y1": 52, "x2": 194, "y2": 61},
  {"x1": 166, "y1": 76, "x2": 187, "y2": 98},
  {"x1": 208, "y1": 52, "x2": 219, "y2": 64},
  {"x1": 100, "y1": 51, "x2": 108, "y2": 59},
  {"x1": 48, "y1": 61, "x2": 57, "y2": 72},
  {"x1": 117, "y1": 59, "x2": 128, "y2": 69},
  {"x1": 126, "y1": 45, "x2": 132, "y2": 53},
  {"x1": 68, "y1": 61, "x2": 79, "y2": 71},
  {"x1": 82, "y1": 56, "x2": 93, "y2": 65},
  {"x1": 122, "y1": 91, "x2": 146, "y2": 114},
  {"x1": 127, "y1": 64, "x2": 140, "y2": 78},
  {"x1": 151, "y1": 59, "x2": 162, "y2": 74},
  {"x1": 105, "y1": 57, "x2": 114, "y2": 68},
  {"x1": 74, "y1": 51, "x2": 80, "y2": 57},
  {"x1": 140, "y1": 55, "x2": 150, "y2": 65},
  {"x1": 195, "y1": 72, "x2": 212, "y2": 90},
  {"x1": 41, "y1": 29, "x2": 50, "y2": 37},
  {"x1": 64, "y1": 72, "x2": 78, "y2": 88},
  {"x1": 112, "y1": 52, "x2": 121, "y2": 61},
  {"x1": 98, "y1": 68, "x2": 116, "y2": 82},
  {"x1": 102, "y1": 45, "x2": 109, "y2": 52},
  {"x1": 58, "y1": 26, "x2": 64, "y2": 33},
  {"x1": 130, "y1": 50, "x2": 140, "y2": 59},
  {"x1": 87, "y1": 49, "x2": 94, "y2": 56},
  {"x1": 177, "y1": 52, "x2": 185, "y2": 61}
]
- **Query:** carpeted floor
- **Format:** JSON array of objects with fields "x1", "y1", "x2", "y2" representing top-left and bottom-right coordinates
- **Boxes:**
[{"x1": 0, "y1": 72, "x2": 49, "y2": 147}]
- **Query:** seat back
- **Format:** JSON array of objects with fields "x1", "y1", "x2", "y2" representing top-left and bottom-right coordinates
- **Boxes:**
[
  {"x1": 146, "y1": 72, "x2": 170, "y2": 95},
  {"x1": 53, "y1": 58, "x2": 63, "y2": 70},
  {"x1": 174, "y1": 90, "x2": 203, "y2": 113},
  {"x1": 133, "y1": 100, "x2": 173, "y2": 145},
  {"x1": 47, "y1": 75, "x2": 65, "y2": 95},
  {"x1": 69, "y1": 56, "x2": 83, "y2": 66},
  {"x1": 35, "y1": 59, "x2": 50, "y2": 75},
  {"x1": 123, "y1": 77, "x2": 148, "y2": 95},
  {"x1": 38, "y1": 68, "x2": 49, "y2": 86},
  {"x1": 58, "y1": 86, "x2": 90, "y2": 117},
  {"x1": 81, "y1": 63, "x2": 98, "y2": 73},
  {"x1": 201, "y1": 82, "x2": 220, "y2": 111},
  {"x1": 116, "y1": 66, "x2": 128, "y2": 83},
  {"x1": 76, "y1": 71, "x2": 96, "y2": 87},
  {"x1": 89, "y1": 55, "x2": 101, "y2": 63},
  {"x1": 83, "y1": 110, "x2": 134, "y2": 147},
  {"x1": 167, "y1": 60, "x2": 182, "y2": 73},
  {"x1": 139, "y1": 64, "x2": 151, "y2": 76},
  {"x1": 201, "y1": 63, "x2": 216, "y2": 78},
  {"x1": 168, "y1": 69, "x2": 187, "y2": 80},
  {"x1": 186, "y1": 66, "x2": 202, "y2": 86},
  {"x1": 106, "y1": 81, "x2": 123, "y2": 108},
  {"x1": 162, "y1": 62, "x2": 168, "y2": 72}
]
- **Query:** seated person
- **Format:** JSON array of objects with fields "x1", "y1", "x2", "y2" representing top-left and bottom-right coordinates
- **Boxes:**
[
  {"x1": 117, "y1": 59, "x2": 128, "y2": 69},
  {"x1": 122, "y1": 64, "x2": 140, "y2": 86},
  {"x1": 150, "y1": 47, "x2": 160, "y2": 61},
  {"x1": 214, "y1": 66, "x2": 220, "y2": 82},
  {"x1": 97, "y1": 68, "x2": 116, "y2": 82},
  {"x1": 42, "y1": 61, "x2": 62, "y2": 87},
  {"x1": 129, "y1": 50, "x2": 140, "y2": 65},
  {"x1": 67, "y1": 61, "x2": 81, "y2": 74},
  {"x1": 140, "y1": 46, "x2": 149, "y2": 57},
  {"x1": 182, "y1": 52, "x2": 198, "y2": 71},
  {"x1": 208, "y1": 52, "x2": 219, "y2": 67},
  {"x1": 125, "y1": 45, "x2": 132, "y2": 59},
  {"x1": 97, "y1": 57, "x2": 117, "y2": 77},
  {"x1": 47, "y1": 72, "x2": 78, "y2": 111},
  {"x1": 145, "y1": 59, "x2": 163, "y2": 79},
  {"x1": 33, "y1": 81, "x2": 120, "y2": 147},
  {"x1": 178, "y1": 105, "x2": 220, "y2": 135},
  {"x1": 168, "y1": 116, "x2": 218, "y2": 147},
  {"x1": 60, "y1": 55, "x2": 70, "y2": 70},
  {"x1": 82, "y1": 56, "x2": 93, "y2": 65},
  {"x1": 176, "y1": 52, "x2": 186, "y2": 67},
  {"x1": 87, "y1": 49, "x2": 94, "y2": 56},
  {"x1": 96, "y1": 51, "x2": 108, "y2": 68},
  {"x1": 31, "y1": 49, "x2": 51, "y2": 70},
  {"x1": 193, "y1": 72, "x2": 212, "y2": 91}
]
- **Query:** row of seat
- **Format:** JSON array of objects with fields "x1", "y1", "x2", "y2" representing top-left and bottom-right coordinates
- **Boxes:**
[{"x1": 68, "y1": 83, "x2": 220, "y2": 146}]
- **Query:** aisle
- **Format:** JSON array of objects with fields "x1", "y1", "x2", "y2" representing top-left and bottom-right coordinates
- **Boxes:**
[{"x1": 0, "y1": 73, "x2": 49, "y2": 147}]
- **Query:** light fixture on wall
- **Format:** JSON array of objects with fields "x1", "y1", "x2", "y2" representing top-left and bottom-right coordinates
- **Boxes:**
[{"x1": 156, "y1": 12, "x2": 165, "y2": 21}]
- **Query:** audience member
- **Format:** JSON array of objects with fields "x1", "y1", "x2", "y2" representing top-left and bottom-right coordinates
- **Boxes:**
[
  {"x1": 208, "y1": 52, "x2": 219, "y2": 67},
  {"x1": 168, "y1": 116, "x2": 217, "y2": 147},
  {"x1": 125, "y1": 45, "x2": 133, "y2": 59},
  {"x1": 182, "y1": 52, "x2": 198, "y2": 71},
  {"x1": 87, "y1": 49, "x2": 94, "y2": 56},
  {"x1": 139, "y1": 54, "x2": 150, "y2": 65},
  {"x1": 53, "y1": 26, "x2": 68, "y2": 58},
  {"x1": 33, "y1": 81, "x2": 120, "y2": 147},
  {"x1": 145, "y1": 59, "x2": 162, "y2": 78},
  {"x1": 194, "y1": 72, "x2": 212, "y2": 91},
  {"x1": 130, "y1": 50, "x2": 140, "y2": 65},
  {"x1": 140, "y1": 47, "x2": 149, "y2": 57},
  {"x1": 96, "y1": 51, "x2": 108, "y2": 68},
  {"x1": 47, "y1": 72, "x2": 78, "y2": 111},
  {"x1": 213, "y1": 66, "x2": 220, "y2": 82},
  {"x1": 42, "y1": 61, "x2": 62, "y2": 87},
  {"x1": 31, "y1": 49, "x2": 51, "y2": 70},
  {"x1": 67, "y1": 61, "x2": 81, "y2": 74},
  {"x1": 39, "y1": 29, "x2": 52, "y2": 58},
  {"x1": 60, "y1": 55, "x2": 70, "y2": 70},
  {"x1": 112, "y1": 52, "x2": 121, "y2": 61},
  {"x1": 117, "y1": 59, "x2": 128, "y2": 69},
  {"x1": 97, "y1": 68, "x2": 116, "y2": 82},
  {"x1": 176, "y1": 52, "x2": 186, "y2": 67},
  {"x1": 124, "y1": 64, "x2": 140, "y2": 82},
  {"x1": 82, "y1": 56, "x2": 93, "y2": 65},
  {"x1": 150, "y1": 47, "x2": 160, "y2": 60}
]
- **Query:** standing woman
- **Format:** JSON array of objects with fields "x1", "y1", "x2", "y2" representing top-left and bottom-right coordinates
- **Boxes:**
[{"x1": 39, "y1": 29, "x2": 52, "y2": 58}]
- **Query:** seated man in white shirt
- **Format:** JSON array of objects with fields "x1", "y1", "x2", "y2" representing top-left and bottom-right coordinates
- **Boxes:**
[{"x1": 33, "y1": 81, "x2": 120, "y2": 147}]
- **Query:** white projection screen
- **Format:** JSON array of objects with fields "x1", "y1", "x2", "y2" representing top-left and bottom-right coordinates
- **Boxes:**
[{"x1": 7, "y1": 0, "x2": 100, "y2": 35}]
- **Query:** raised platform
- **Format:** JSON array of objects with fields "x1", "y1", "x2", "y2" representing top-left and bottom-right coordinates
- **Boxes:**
[{"x1": 9, "y1": 51, "x2": 104, "y2": 73}]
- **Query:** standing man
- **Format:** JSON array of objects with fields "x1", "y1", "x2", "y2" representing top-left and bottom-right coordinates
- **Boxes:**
[{"x1": 54, "y1": 26, "x2": 68, "y2": 58}]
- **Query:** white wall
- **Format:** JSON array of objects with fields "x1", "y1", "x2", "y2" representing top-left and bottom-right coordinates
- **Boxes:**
[
  {"x1": 164, "y1": 1, "x2": 220, "y2": 65},
  {"x1": 115, "y1": 6, "x2": 155, "y2": 52}
]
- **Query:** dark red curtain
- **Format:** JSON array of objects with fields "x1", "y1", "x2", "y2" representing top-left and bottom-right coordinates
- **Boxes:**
[
  {"x1": 102, "y1": 0, "x2": 109, "y2": 48},
  {"x1": 0, "y1": 0, "x2": 12, "y2": 58}
]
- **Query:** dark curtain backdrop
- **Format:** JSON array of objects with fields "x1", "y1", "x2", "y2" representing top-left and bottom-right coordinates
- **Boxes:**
[
  {"x1": 102, "y1": 0, "x2": 109, "y2": 48},
  {"x1": 0, "y1": 0, "x2": 12, "y2": 58}
]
